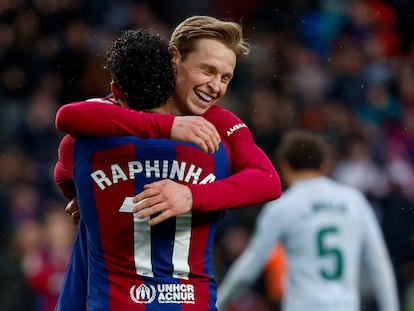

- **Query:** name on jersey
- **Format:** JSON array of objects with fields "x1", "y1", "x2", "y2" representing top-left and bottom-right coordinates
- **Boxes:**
[
  {"x1": 91, "y1": 160, "x2": 216, "y2": 190},
  {"x1": 312, "y1": 201, "x2": 347, "y2": 213},
  {"x1": 130, "y1": 283, "x2": 195, "y2": 304},
  {"x1": 226, "y1": 122, "x2": 247, "y2": 137}
]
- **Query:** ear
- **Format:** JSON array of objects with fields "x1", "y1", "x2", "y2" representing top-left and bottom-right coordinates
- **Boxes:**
[
  {"x1": 170, "y1": 45, "x2": 180, "y2": 63},
  {"x1": 279, "y1": 161, "x2": 293, "y2": 186},
  {"x1": 111, "y1": 82, "x2": 128, "y2": 107}
]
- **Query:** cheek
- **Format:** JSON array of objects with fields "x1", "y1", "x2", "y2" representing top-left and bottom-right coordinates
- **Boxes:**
[
  {"x1": 176, "y1": 70, "x2": 194, "y2": 90},
  {"x1": 175, "y1": 79, "x2": 190, "y2": 97},
  {"x1": 218, "y1": 84, "x2": 229, "y2": 97}
]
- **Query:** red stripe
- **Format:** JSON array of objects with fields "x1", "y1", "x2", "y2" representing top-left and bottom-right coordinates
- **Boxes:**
[{"x1": 91, "y1": 144, "x2": 146, "y2": 310}]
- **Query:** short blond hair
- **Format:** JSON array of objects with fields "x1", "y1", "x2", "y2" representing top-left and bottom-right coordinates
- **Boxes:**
[{"x1": 170, "y1": 15, "x2": 250, "y2": 60}]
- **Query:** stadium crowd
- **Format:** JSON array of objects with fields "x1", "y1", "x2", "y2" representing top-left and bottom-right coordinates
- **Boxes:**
[{"x1": 0, "y1": 0, "x2": 413, "y2": 310}]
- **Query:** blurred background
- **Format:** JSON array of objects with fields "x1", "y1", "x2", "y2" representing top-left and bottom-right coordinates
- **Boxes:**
[{"x1": 0, "y1": 0, "x2": 413, "y2": 310}]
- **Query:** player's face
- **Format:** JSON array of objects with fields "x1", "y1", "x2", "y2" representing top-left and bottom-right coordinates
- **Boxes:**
[{"x1": 172, "y1": 38, "x2": 236, "y2": 116}]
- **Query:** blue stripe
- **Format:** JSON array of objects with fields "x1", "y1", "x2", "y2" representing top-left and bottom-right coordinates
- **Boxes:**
[
  {"x1": 207, "y1": 143, "x2": 229, "y2": 311},
  {"x1": 73, "y1": 138, "x2": 112, "y2": 310}
]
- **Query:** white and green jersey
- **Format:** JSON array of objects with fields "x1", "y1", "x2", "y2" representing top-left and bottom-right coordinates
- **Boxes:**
[{"x1": 217, "y1": 176, "x2": 399, "y2": 311}]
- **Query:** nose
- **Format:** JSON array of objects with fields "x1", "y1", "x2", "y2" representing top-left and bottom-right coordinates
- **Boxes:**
[{"x1": 207, "y1": 76, "x2": 220, "y2": 93}]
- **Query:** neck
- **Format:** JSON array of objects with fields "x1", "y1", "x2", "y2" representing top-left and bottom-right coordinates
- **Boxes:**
[
  {"x1": 151, "y1": 102, "x2": 172, "y2": 114},
  {"x1": 286, "y1": 170, "x2": 322, "y2": 187},
  {"x1": 166, "y1": 96, "x2": 191, "y2": 116}
]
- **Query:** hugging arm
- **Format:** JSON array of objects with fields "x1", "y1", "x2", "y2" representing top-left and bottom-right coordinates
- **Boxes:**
[
  {"x1": 56, "y1": 100, "x2": 220, "y2": 153},
  {"x1": 56, "y1": 102, "x2": 282, "y2": 223},
  {"x1": 56, "y1": 100, "x2": 174, "y2": 138},
  {"x1": 134, "y1": 106, "x2": 282, "y2": 217},
  {"x1": 188, "y1": 105, "x2": 281, "y2": 210}
]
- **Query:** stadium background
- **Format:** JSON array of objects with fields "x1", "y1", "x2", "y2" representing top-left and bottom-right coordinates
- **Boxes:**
[{"x1": 0, "y1": 0, "x2": 413, "y2": 310}]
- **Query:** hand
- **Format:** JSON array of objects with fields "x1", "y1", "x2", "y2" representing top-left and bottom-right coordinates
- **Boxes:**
[
  {"x1": 132, "y1": 179, "x2": 193, "y2": 226},
  {"x1": 65, "y1": 197, "x2": 80, "y2": 226},
  {"x1": 171, "y1": 116, "x2": 220, "y2": 153}
]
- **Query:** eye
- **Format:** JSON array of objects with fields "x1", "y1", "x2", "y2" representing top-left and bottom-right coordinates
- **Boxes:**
[
  {"x1": 203, "y1": 67, "x2": 214, "y2": 75},
  {"x1": 221, "y1": 75, "x2": 232, "y2": 84}
]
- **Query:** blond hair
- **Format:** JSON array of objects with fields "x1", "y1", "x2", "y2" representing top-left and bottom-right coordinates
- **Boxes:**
[{"x1": 170, "y1": 15, "x2": 250, "y2": 60}]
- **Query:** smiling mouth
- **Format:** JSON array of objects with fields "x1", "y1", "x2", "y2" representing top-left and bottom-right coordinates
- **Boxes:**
[{"x1": 194, "y1": 90, "x2": 213, "y2": 102}]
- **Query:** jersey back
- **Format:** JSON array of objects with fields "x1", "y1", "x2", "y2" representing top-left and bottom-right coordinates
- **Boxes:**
[
  {"x1": 260, "y1": 177, "x2": 390, "y2": 311},
  {"x1": 73, "y1": 136, "x2": 230, "y2": 311}
]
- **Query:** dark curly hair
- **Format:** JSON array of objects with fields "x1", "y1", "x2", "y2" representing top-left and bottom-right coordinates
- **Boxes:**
[{"x1": 105, "y1": 28, "x2": 175, "y2": 111}]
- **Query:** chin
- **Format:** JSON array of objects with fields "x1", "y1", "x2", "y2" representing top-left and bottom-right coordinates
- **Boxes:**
[{"x1": 188, "y1": 104, "x2": 208, "y2": 116}]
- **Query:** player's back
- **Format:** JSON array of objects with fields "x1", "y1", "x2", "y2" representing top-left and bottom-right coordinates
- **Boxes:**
[
  {"x1": 273, "y1": 176, "x2": 379, "y2": 311},
  {"x1": 72, "y1": 136, "x2": 230, "y2": 310}
]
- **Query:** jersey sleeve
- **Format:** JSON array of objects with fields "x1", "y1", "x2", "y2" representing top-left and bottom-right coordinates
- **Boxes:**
[
  {"x1": 188, "y1": 106, "x2": 282, "y2": 211},
  {"x1": 54, "y1": 135, "x2": 76, "y2": 199},
  {"x1": 359, "y1": 195, "x2": 400, "y2": 311},
  {"x1": 55, "y1": 100, "x2": 174, "y2": 139},
  {"x1": 217, "y1": 201, "x2": 284, "y2": 308}
]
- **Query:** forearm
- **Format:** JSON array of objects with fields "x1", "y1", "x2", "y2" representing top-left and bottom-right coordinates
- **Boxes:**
[
  {"x1": 192, "y1": 105, "x2": 282, "y2": 211},
  {"x1": 56, "y1": 101, "x2": 174, "y2": 138},
  {"x1": 363, "y1": 209, "x2": 400, "y2": 311},
  {"x1": 189, "y1": 145, "x2": 281, "y2": 211},
  {"x1": 368, "y1": 254, "x2": 399, "y2": 311},
  {"x1": 189, "y1": 169, "x2": 280, "y2": 211}
]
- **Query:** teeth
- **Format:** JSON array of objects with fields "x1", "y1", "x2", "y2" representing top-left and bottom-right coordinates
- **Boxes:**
[{"x1": 195, "y1": 90, "x2": 213, "y2": 102}]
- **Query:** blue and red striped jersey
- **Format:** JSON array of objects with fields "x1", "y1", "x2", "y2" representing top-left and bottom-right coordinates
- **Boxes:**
[{"x1": 55, "y1": 135, "x2": 230, "y2": 310}]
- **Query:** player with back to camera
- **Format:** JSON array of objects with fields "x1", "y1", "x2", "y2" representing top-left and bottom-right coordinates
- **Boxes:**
[
  {"x1": 55, "y1": 28, "x2": 232, "y2": 311},
  {"x1": 57, "y1": 15, "x2": 281, "y2": 227},
  {"x1": 217, "y1": 130, "x2": 400, "y2": 311}
]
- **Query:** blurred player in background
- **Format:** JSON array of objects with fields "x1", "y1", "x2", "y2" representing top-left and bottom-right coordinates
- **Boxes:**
[{"x1": 217, "y1": 130, "x2": 399, "y2": 311}]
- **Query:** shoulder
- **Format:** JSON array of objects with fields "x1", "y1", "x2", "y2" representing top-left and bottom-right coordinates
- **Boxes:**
[
  {"x1": 59, "y1": 134, "x2": 76, "y2": 148},
  {"x1": 83, "y1": 97, "x2": 116, "y2": 104},
  {"x1": 58, "y1": 135, "x2": 76, "y2": 156},
  {"x1": 329, "y1": 179, "x2": 368, "y2": 202},
  {"x1": 261, "y1": 190, "x2": 295, "y2": 218},
  {"x1": 203, "y1": 105, "x2": 242, "y2": 124},
  {"x1": 203, "y1": 105, "x2": 252, "y2": 140}
]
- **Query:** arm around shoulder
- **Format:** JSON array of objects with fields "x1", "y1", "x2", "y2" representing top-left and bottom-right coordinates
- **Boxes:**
[{"x1": 55, "y1": 100, "x2": 174, "y2": 138}]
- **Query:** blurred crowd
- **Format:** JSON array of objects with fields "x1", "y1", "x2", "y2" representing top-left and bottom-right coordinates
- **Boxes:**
[{"x1": 0, "y1": 0, "x2": 413, "y2": 310}]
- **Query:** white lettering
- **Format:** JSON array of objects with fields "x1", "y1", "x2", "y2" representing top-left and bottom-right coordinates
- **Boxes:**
[
  {"x1": 145, "y1": 160, "x2": 160, "y2": 178},
  {"x1": 169, "y1": 161, "x2": 186, "y2": 180},
  {"x1": 91, "y1": 160, "x2": 218, "y2": 190},
  {"x1": 184, "y1": 164, "x2": 202, "y2": 184},
  {"x1": 226, "y1": 123, "x2": 247, "y2": 136},
  {"x1": 199, "y1": 173, "x2": 216, "y2": 184},
  {"x1": 91, "y1": 170, "x2": 112, "y2": 190},
  {"x1": 162, "y1": 160, "x2": 169, "y2": 178},
  {"x1": 155, "y1": 283, "x2": 196, "y2": 304},
  {"x1": 111, "y1": 164, "x2": 128, "y2": 184},
  {"x1": 129, "y1": 161, "x2": 143, "y2": 179}
]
